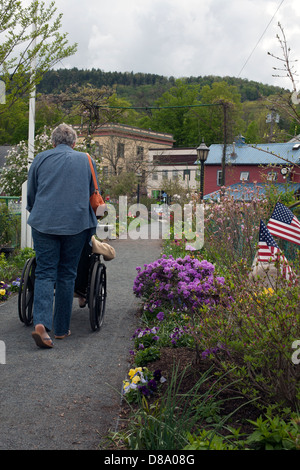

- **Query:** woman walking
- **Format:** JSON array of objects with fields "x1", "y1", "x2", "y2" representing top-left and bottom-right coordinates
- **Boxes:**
[{"x1": 26, "y1": 123, "x2": 99, "y2": 348}]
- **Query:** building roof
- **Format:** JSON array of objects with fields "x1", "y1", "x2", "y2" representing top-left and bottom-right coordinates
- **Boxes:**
[
  {"x1": 206, "y1": 141, "x2": 300, "y2": 166},
  {"x1": 151, "y1": 148, "x2": 197, "y2": 166},
  {"x1": 149, "y1": 141, "x2": 300, "y2": 167},
  {"x1": 204, "y1": 182, "x2": 300, "y2": 201},
  {"x1": 78, "y1": 123, "x2": 175, "y2": 146}
]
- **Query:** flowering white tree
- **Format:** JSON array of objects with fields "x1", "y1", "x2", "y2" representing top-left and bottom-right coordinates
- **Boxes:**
[{"x1": 0, "y1": 128, "x2": 94, "y2": 196}]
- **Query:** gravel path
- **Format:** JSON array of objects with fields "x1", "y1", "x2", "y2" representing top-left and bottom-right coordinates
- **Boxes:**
[{"x1": 0, "y1": 235, "x2": 162, "y2": 450}]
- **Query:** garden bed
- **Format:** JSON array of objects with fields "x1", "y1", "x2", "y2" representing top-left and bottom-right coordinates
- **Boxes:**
[{"x1": 112, "y1": 346, "x2": 262, "y2": 450}]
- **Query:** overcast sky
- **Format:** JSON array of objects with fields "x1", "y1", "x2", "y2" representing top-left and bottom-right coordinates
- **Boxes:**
[{"x1": 26, "y1": 0, "x2": 300, "y2": 90}]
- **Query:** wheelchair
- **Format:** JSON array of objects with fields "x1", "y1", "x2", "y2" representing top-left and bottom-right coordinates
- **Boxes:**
[{"x1": 18, "y1": 252, "x2": 107, "y2": 332}]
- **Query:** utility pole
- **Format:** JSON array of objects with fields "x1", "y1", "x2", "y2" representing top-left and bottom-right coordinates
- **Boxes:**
[{"x1": 221, "y1": 101, "x2": 230, "y2": 187}]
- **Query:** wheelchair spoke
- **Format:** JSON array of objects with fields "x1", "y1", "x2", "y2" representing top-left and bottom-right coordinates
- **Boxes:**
[{"x1": 19, "y1": 257, "x2": 36, "y2": 326}]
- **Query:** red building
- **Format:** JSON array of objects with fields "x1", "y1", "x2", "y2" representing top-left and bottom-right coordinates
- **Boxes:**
[{"x1": 148, "y1": 138, "x2": 300, "y2": 199}]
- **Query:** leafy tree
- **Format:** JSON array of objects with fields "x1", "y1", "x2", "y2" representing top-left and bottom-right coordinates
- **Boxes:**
[
  {"x1": 0, "y1": 95, "x2": 64, "y2": 144},
  {"x1": 0, "y1": 99, "x2": 29, "y2": 143},
  {"x1": 245, "y1": 121, "x2": 261, "y2": 144},
  {"x1": 103, "y1": 171, "x2": 138, "y2": 200},
  {"x1": 0, "y1": 0, "x2": 77, "y2": 112},
  {"x1": 190, "y1": 81, "x2": 244, "y2": 145},
  {"x1": 144, "y1": 79, "x2": 201, "y2": 147}
]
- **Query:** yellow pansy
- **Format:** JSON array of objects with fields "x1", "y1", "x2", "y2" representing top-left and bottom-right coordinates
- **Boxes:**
[
  {"x1": 128, "y1": 367, "x2": 142, "y2": 379},
  {"x1": 132, "y1": 375, "x2": 141, "y2": 384},
  {"x1": 0, "y1": 289, "x2": 6, "y2": 296}
]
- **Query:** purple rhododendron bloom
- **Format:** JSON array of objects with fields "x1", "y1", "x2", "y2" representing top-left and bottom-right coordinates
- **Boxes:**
[{"x1": 133, "y1": 255, "x2": 229, "y2": 312}]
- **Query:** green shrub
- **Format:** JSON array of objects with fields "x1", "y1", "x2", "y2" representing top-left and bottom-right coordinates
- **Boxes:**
[
  {"x1": 246, "y1": 413, "x2": 300, "y2": 450},
  {"x1": 122, "y1": 364, "x2": 245, "y2": 450},
  {"x1": 0, "y1": 203, "x2": 20, "y2": 247},
  {"x1": 194, "y1": 270, "x2": 300, "y2": 409},
  {"x1": 134, "y1": 346, "x2": 161, "y2": 367},
  {"x1": 184, "y1": 429, "x2": 242, "y2": 450}
]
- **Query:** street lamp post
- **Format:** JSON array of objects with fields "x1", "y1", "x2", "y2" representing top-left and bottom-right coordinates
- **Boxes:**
[
  {"x1": 136, "y1": 170, "x2": 143, "y2": 204},
  {"x1": 195, "y1": 139, "x2": 210, "y2": 201}
]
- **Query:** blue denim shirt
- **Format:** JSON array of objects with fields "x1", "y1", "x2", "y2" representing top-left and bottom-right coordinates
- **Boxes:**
[{"x1": 27, "y1": 144, "x2": 98, "y2": 235}]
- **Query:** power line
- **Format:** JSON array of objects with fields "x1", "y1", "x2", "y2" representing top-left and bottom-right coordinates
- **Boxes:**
[
  {"x1": 237, "y1": 0, "x2": 285, "y2": 78},
  {"x1": 94, "y1": 103, "x2": 221, "y2": 110}
]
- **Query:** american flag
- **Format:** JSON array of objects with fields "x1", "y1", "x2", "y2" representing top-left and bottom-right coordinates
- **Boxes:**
[
  {"x1": 267, "y1": 202, "x2": 300, "y2": 246},
  {"x1": 258, "y1": 220, "x2": 294, "y2": 281}
]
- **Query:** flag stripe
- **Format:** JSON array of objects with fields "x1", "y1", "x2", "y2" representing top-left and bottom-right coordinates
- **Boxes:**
[
  {"x1": 267, "y1": 202, "x2": 300, "y2": 246},
  {"x1": 258, "y1": 220, "x2": 295, "y2": 281},
  {"x1": 268, "y1": 217, "x2": 300, "y2": 232},
  {"x1": 267, "y1": 221, "x2": 300, "y2": 244}
]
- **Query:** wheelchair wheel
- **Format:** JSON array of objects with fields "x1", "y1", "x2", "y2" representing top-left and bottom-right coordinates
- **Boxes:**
[
  {"x1": 88, "y1": 258, "x2": 106, "y2": 331},
  {"x1": 18, "y1": 257, "x2": 36, "y2": 326}
]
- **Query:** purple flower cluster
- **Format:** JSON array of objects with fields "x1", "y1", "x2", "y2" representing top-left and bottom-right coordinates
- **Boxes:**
[
  {"x1": 170, "y1": 326, "x2": 191, "y2": 346},
  {"x1": 137, "y1": 369, "x2": 164, "y2": 397},
  {"x1": 201, "y1": 344, "x2": 226, "y2": 359},
  {"x1": 133, "y1": 255, "x2": 225, "y2": 311},
  {"x1": 131, "y1": 326, "x2": 160, "y2": 350},
  {"x1": 0, "y1": 281, "x2": 11, "y2": 301}
]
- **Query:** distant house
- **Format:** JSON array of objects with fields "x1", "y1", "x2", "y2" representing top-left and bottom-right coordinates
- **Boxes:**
[
  {"x1": 148, "y1": 148, "x2": 198, "y2": 199},
  {"x1": 147, "y1": 138, "x2": 300, "y2": 199},
  {"x1": 205, "y1": 137, "x2": 300, "y2": 195},
  {"x1": 78, "y1": 123, "x2": 174, "y2": 184}
]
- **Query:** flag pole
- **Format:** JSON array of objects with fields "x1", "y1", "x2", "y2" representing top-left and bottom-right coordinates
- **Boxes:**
[
  {"x1": 28, "y1": 26, "x2": 36, "y2": 167},
  {"x1": 21, "y1": 22, "x2": 36, "y2": 248}
]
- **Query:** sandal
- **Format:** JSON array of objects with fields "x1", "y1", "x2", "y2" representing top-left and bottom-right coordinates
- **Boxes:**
[
  {"x1": 32, "y1": 325, "x2": 53, "y2": 349},
  {"x1": 54, "y1": 330, "x2": 71, "y2": 340}
]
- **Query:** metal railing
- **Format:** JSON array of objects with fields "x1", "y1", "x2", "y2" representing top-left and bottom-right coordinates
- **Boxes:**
[{"x1": 0, "y1": 196, "x2": 22, "y2": 215}]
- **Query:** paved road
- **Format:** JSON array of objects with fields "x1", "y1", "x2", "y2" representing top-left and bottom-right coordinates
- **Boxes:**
[{"x1": 0, "y1": 235, "x2": 162, "y2": 450}]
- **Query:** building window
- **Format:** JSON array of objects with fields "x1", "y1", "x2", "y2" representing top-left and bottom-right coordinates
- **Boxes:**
[
  {"x1": 172, "y1": 170, "x2": 179, "y2": 180},
  {"x1": 267, "y1": 171, "x2": 277, "y2": 182},
  {"x1": 240, "y1": 171, "x2": 249, "y2": 181},
  {"x1": 94, "y1": 142, "x2": 104, "y2": 158},
  {"x1": 217, "y1": 170, "x2": 222, "y2": 186},
  {"x1": 183, "y1": 169, "x2": 190, "y2": 181},
  {"x1": 117, "y1": 143, "x2": 125, "y2": 158},
  {"x1": 152, "y1": 171, "x2": 158, "y2": 180},
  {"x1": 94, "y1": 142, "x2": 100, "y2": 157},
  {"x1": 103, "y1": 166, "x2": 108, "y2": 177},
  {"x1": 137, "y1": 146, "x2": 144, "y2": 160},
  {"x1": 162, "y1": 170, "x2": 168, "y2": 179}
]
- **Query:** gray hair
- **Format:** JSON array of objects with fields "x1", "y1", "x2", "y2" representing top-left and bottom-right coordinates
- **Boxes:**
[{"x1": 51, "y1": 123, "x2": 77, "y2": 147}]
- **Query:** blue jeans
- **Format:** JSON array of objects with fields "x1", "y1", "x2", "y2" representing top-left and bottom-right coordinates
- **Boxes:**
[{"x1": 31, "y1": 228, "x2": 90, "y2": 336}]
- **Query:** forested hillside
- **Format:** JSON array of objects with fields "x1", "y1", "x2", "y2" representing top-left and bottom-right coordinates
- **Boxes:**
[
  {"x1": 37, "y1": 68, "x2": 287, "y2": 106},
  {"x1": 1, "y1": 68, "x2": 294, "y2": 146}
]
